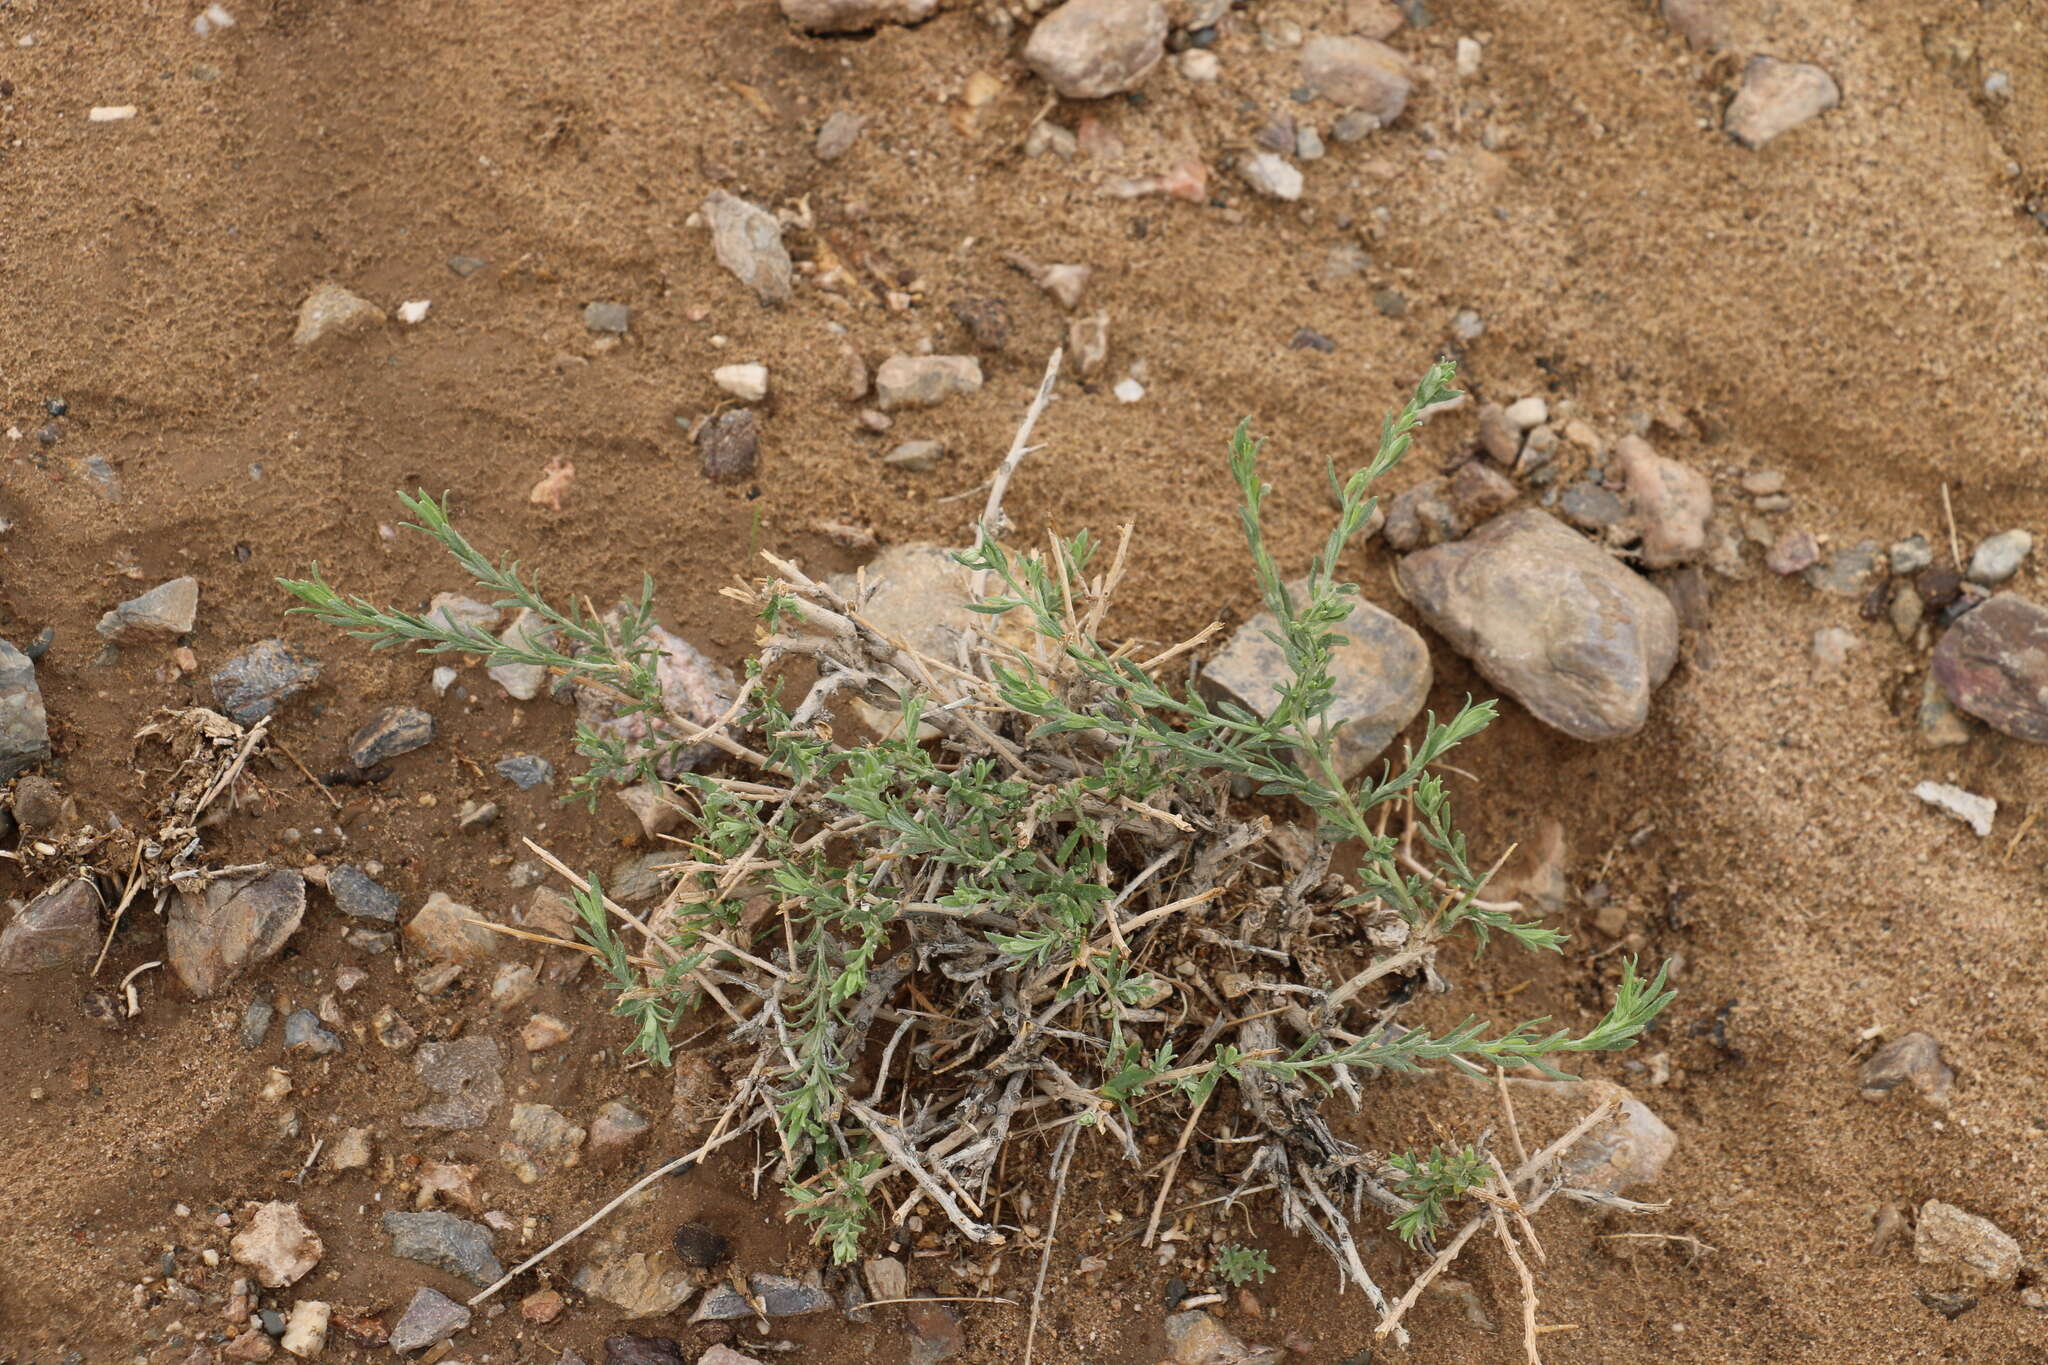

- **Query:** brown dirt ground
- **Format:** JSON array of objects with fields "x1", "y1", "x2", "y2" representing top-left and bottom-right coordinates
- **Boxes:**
[{"x1": 2, "y1": 0, "x2": 2047, "y2": 1361}]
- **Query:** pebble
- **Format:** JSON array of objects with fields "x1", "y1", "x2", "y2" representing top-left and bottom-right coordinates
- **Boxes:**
[
  {"x1": 1913, "y1": 780, "x2": 1995, "y2": 837},
  {"x1": 0, "y1": 879, "x2": 100, "y2": 974},
  {"x1": 167, "y1": 868, "x2": 306, "y2": 999},
  {"x1": 348, "y1": 706, "x2": 435, "y2": 767},
  {"x1": 884, "y1": 439, "x2": 946, "y2": 473},
  {"x1": 503, "y1": 1101, "x2": 586, "y2": 1183},
  {"x1": 282, "y1": 1008, "x2": 342, "y2": 1056},
  {"x1": 211, "y1": 640, "x2": 322, "y2": 724},
  {"x1": 405, "y1": 1036, "x2": 506, "y2": 1130},
  {"x1": 521, "y1": 1013, "x2": 572, "y2": 1051},
  {"x1": 1660, "y1": 0, "x2": 1722, "y2": 47},
  {"x1": 397, "y1": 299, "x2": 431, "y2": 325},
  {"x1": 279, "y1": 1300, "x2": 329, "y2": 1358},
  {"x1": 1765, "y1": 528, "x2": 1819, "y2": 575},
  {"x1": 1473, "y1": 402, "x2": 1519, "y2": 463},
  {"x1": 490, "y1": 962, "x2": 539, "y2": 1010},
  {"x1": 238, "y1": 998, "x2": 276, "y2": 1049},
  {"x1": 374, "y1": 1006, "x2": 419, "y2": 1051},
  {"x1": 698, "y1": 409, "x2": 760, "y2": 483},
  {"x1": 1613, "y1": 436, "x2": 1712, "y2": 568},
  {"x1": 12, "y1": 774, "x2": 64, "y2": 834},
  {"x1": 1966, "y1": 529, "x2": 2031, "y2": 585},
  {"x1": 1202, "y1": 588, "x2": 1430, "y2": 781},
  {"x1": 712, "y1": 363, "x2": 770, "y2": 402},
  {"x1": 874, "y1": 355, "x2": 983, "y2": 412},
  {"x1": 1011, "y1": 258, "x2": 1092, "y2": 310},
  {"x1": 699, "y1": 1349, "x2": 767, "y2": 1365},
  {"x1": 1859, "y1": 1031, "x2": 1953, "y2": 1105},
  {"x1": 1371, "y1": 287, "x2": 1407, "y2": 317},
  {"x1": 1740, "y1": 470, "x2": 1785, "y2": 496},
  {"x1": 1237, "y1": 150, "x2": 1303, "y2": 201},
  {"x1": 1811, "y1": 626, "x2": 1858, "y2": 670},
  {"x1": 1397, "y1": 508, "x2": 1680, "y2": 741},
  {"x1": 1917, "y1": 673, "x2": 1972, "y2": 747},
  {"x1": 404, "y1": 891, "x2": 502, "y2": 965},
  {"x1": 97, "y1": 576, "x2": 199, "y2": 639},
  {"x1": 587, "y1": 1099, "x2": 651, "y2": 1165},
  {"x1": 1179, "y1": 48, "x2": 1219, "y2": 81},
  {"x1": 575, "y1": 623, "x2": 737, "y2": 778},
  {"x1": 584, "y1": 301, "x2": 631, "y2": 334},
  {"x1": 1163, "y1": 1310, "x2": 1281, "y2": 1364},
  {"x1": 1932, "y1": 594, "x2": 2048, "y2": 741},
  {"x1": 387, "y1": 1286, "x2": 472, "y2": 1353},
  {"x1": 383, "y1": 1211, "x2": 504, "y2": 1286},
  {"x1": 618, "y1": 782, "x2": 681, "y2": 838},
  {"x1": 778, "y1": 0, "x2": 937, "y2": 33},
  {"x1": 1804, "y1": 540, "x2": 1884, "y2": 596},
  {"x1": 1889, "y1": 534, "x2": 1934, "y2": 575},
  {"x1": 865, "y1": 1256, "x2": 908, "y2": 1301},
  {"x1": 1114, "y1": 377, "x2": 1146, "y2": 403},
  {"x1": 578, "y1": 1252, "x2": 697, "y2": 1318},
  {"x1": 1561, "y1": 1084, "x2": 1676, "y2": 1192},
  {"x1": 522, "y1": 1288, "x2": 568, "y2": 1324},
  {"x1": 231, "y1": 1202, "x2": 323, "y2": 1288},
  {"x1": 691, "y1": 1273, "x2": 834, "y2": 1322},
  {"x1": 1914, "y1": 1201, "x2": 2022, "y2": 1287},
  {"x1": 489, "y1": 607, "x2": 555, "y2": 702},
  {"x1": 328, "y1": 863, "x2": 399, "y2": 922},
  {"x1": 88, "y1": 104, "x2": 138, "y2": 122},
  {"x1": 326, "y1": 1127, "x2": 373, "y2": 1171},
  {"x1": 1724, "y1": 56, "x2": 1840, "y2": 148},
  {"x1": 448, "y1": 255, "x2": 488, "y2": 276},
  {"x1": 0, "y1": 640, "x2": 49, "y2": 784},
  {"x1": 1298, "y1": 35, "x2": 1413, "y2": 120},
  {"x1": 1295, "y1": 124, "x2": 1326, "y2": 160},
  {"x1": 905, "y1": 1298, "x2": 966, "y2": 1364},
  {"x1": 1021, "y1": 0, "x2": 1168, "y2": 99},
  {"x1": 1331, "y1": 109, "x2": 1382, "y2": 141},
  {"x1": 1382, "y1": 477, "x2": 1460, "y2": 550},
  {"x1": 426, "y1": 593, "x2": 500, "y2": 636},
  {"x1": 815, "y1": 109, "x2": 865, "y2": 160},
  {"x1": 1068, "y1": 312, "x2": 1111, "y2": 377},
  {"x1": 1448, "y1": 459, "x2": 1517, "y2": 525},
  {"x1": 489, "y1": 753, "x2": 552, "y2": 790},
  {"x1": 950, "y1": 296, "x2": 1011, "y2": 352},
  {"x1": 293, "y1": 283, "x2": 385, "y2": 347},
  {"x1": 703, "y1": 190, "x2": 793, "y2": 306},
  {"x1": 601, "y1": 1337, "x2": 685, "y2": 1365}
]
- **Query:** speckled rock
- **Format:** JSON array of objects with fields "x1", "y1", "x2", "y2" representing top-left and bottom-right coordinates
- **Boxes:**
[
  {"x1": 328, "y1": 864, "x2": 400, "y2": 923},
  {"x1": 293, "y1": 283, "x2": 385, "y2": 347},
  {"x1": 387, "y1": 1287, "x2": 471, "y2": 1353},
  {"x1": 1613, "y1": 436, "x2": 1711, "y2": 568},
  {"x1": 383, "y1": 1211, "x2": 503, "y2": 1287},
  {"x1": 406, "y1": 1036, "x2": 506, "y2": 1130},
  {"x1": 874, "y1": 355, "x2": 983, "y2": 412},
  {"x1": 1914, "y1": 1201, "x2": 2021, "y2": 1287},
  {"x1": 211, "y1": 640, "x2": 321, "y2": 724},
  {"x1": 1561, "y1": 1084, "x2": 1676, "y2": 1193},
  {"x1": 1932, "y1": 595, "x2": 2048, "y2": 742},
  {"x1": 1022, "y1": 0, "x2": 1168, "y2": 99},
  {"x1": 0, "y1": 639, "x2": 50, "y2": 781},
  {"x1": 348, "y1": 706, "x2": 435, "y2": 767},
  {"x1": 1859, "y1": 1032, "x2": 1953, "y2": 1105},
  {"x1": 703, "y1": 191, "x2": 792, "y2": 307},
  {"x1": 405, "y1": 892, "x2": 502, "y2": 964},
  {"x1": 577, "y1": 1253, "x2": 696, "y2": 1318},
  {"x1": 575, "y1": 623, "x2": 737, "y2": 779},
  {"x1": 97, "y1": 576, "x2": 199, "y2": 639}
]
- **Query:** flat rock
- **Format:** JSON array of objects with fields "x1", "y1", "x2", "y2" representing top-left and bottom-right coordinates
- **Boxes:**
[
  {"x1": 425, "y1": 593, "x2": 501, "y2": 636},
  {"x1": 348, "y1": 706, "x2": 435, "y2": 767},
  {"x1": 1914, "y1": 1201, "x2": 2021, "y2": 1287},
  {"x1": 502, "y1": 1102, "x2": 586, "y2": 1183},
  {"x1": 232, "y1": 1202, "x2": 322, "y2": 1288},
  {"x1": 1613, "y1": 436, "x2": 1711, "y2": 568},
  {"x1": 1299, "y1": 35, "x2": 1413, "y2": 121},
  {"x1": 1022, "y1": 0, "x2": 1167, "y2": 99},
  {"x1": 576, "y1": 623, "x2": 738, "y2": 778},
  {"x1": 671, "y1": 1224, "x2": 731, "y2": 1270},
  {"x1": 97, "y1": 576, "x2": 199, "y2": 639},
  {"x1": 327, "y1": 1127, "x2": 373, "y2": 1170},
  {"x1": 690, "y1": 1273, "x2": 832, "y2": 1322},
  {"x1": 1803, "y1": 540, "x2": 1883, "y2": 596},
  {"x1": 1202, "y1": 588, "x2": 1430, "y2": 782},
  {"x1": 904, "y1": 1298, "x2": 966, "y2": 1365},
  {"x1": 0, "y1": 639, "x2": 50, "y2": 780},
  {"x1": 382, "y1": 1211, "x2": 503, "y2": 1287},
  {"x1": 1382, "y1": 477, "x2": 1461, "y2": 550},
  {"x1": 884, "y1": 439, "x2": 946, "y2": 473},
  {"x1": 698, "y1": 409, "x2": 760, "y2": 483},
  {"x1": 779, "y1": 0, "x2": 937, "y2": 33},
  {"x1": 406, "y1": 1036, "x2": 506, "y2": 1130},
  {"x1": 406, "y1": 891, "x2": 502, "y2": 964},
  {"x1": 1397, "y1": 508, "x2": 1680, "y2": 741},
  {"x1": 0, "y1": 879, "x2": 99, "y2": 973},
  {"x1": 211, "y1": 640, "x2": 321, "y2": 724},
  {"x1": 1766, "y1": 528, "x2": 1820, "y2": 575},
  {"x1": 1559, "y1": 481, "x2": 1626, "y2": 533},
  {"x1": 283, "y1": 1008, "x2": 341, "y2": 1055},
  {"x1": 1660, "y1": 0, "x2": 1723, "y2": 47},
  {"x1": 703, "y1": 191, "x2": 792, "y2": 307},
  {"x1": 1932, "y1": 595, "x2": 2048, "y2": 742},
  {"x1": 1725, "y1": 56, "x2": 1840, "y2": 149},
  {"x1": 815, "y1": 109, "x2": 865, "y2": 160},
  {"x1": 1449, "y1": 460, "x2": 1518, "y2": 525},
  {"x1": 1967, "y1": 529, "x2": 2032, "y2": 586},
  {"x1": 1860, "y1": 1031, "x2": 1953, "y2": 1105},
  {"x1": 167, "y1": 868, "x2": 306, "y2": 999},
  {"x1": 1913, "y1": 780, "x2": 1994, "y2": 836},
  {"x1": 712, "y1": 362, "x2": 770, "y2": 402},
  {"x1": 293, "y1": 283, "x2": 385, "y2": 347},
  {"x1": 584, "y1": 301, "x2": 631, "y2": 334},
  {"x1": 874, "y1": 355, "x2": 983, "y2": 412},
  {"x1": 1163, "y1": 1310, "x2": 1282, "y2": 1364},
  {"x1": 327, "y1": 863, "x2": 400, "y2": 923},
  {"x1": 387, "y1": 1287, "x2": 471, "y2": 1353},
  {"x1": 578, "y1": 1253, "x2": 696, "y2": 1318}
]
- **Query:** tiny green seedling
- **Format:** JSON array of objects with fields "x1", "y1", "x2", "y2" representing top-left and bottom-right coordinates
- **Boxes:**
[{"x1": 1216, "y1": 1243, "x2": 1276, "y2": 1287}]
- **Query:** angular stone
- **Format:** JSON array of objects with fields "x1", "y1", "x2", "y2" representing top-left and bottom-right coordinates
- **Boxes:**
[
  {"x1": 327, "y1": 863, "x2": 400, "y2": 923},
  {"x1": 406, "y1": 1036, "x2": 506, "y2": 1130},
  {"x1": 1932, "y1": 596, "x2": 2048, "y2": 742},
  {"x1": 167, "y1": 869, "x2": 306, "y2": 999},
  {"x1": 1561, "y1": 1086, "x2": 1676, "y2": 1193},
  {"x1": 1890, "y1": 535, "x2": 1935, "y2": 576},
  {"x1": 1860, "y1": 1031, "x2": 1953, "y2": 1105},
  {"x1": 1022, "y1": 0, "x2": 1168, "y2": 100},
  {"x1": 583, "y1": 301, "x2": 631, "y2": 334},
  {"x1": 1765, "y1": 528, "x2": 1820, "y2": 576},
  {"x1": 1299, "y1": 35, "x2": 1413, "y2": 120},
  {"x1": 279, "y1": 1300, "x2": 329, "y2": 1358},
  {"x1": 1396, "y1": 508, "x2": 1679, "y2": 741},
  {"x1": 703, "y1": 191, "x2": 792, "y2": 307},
  {"x1": 382, "y1": 1211, "x2": 503, "y2": 1287},
  {"x1": 0, "y1": 639, "x2": 50, "y2": 781},
  {"x1": 239, "y1": 998, "x2": 276, "y2": 1048},
  {"x1": 874, "y1": 355, "x2": 983, "y2": 412},
  {"x1": 502, "y1": 1102, "x2": 586, "y2": 1183},
  {"x1": 1202, "y1": 588, "x2": 1429, "y2": 782},
  {"x1": 495, "y1": 753, "x2": 554, "y2": 789},
  {"x1": 405, "y1": 892, "x2": 501, "y2": 964},
  {"x1": 326, "y1": 1127, "x2": 373, "y2": 1171},
  {"x1": 348, "y1": 706, "x2": 435, "y2": 768},
  {"x1": 1559, "y1": 482, "x2": 1626, "y2": 533},
  {"x1": 779, "y1": 0, "x2": 937, "y2": 33},
  {"x1": 671, "y1": 1224, "x2": 731, "y2": 1270},
  {"x1": 97, "y1": 576, "x2": 199, "y2": 639},
  {"x1": 698, "y1": 409, "x2": 760, "y2": 484},
  {"x1": 608, "y1": 851, "x2": 676, "y2": 904},
  {"x1": 293, "y1": 283, "x2": 385, "y2": 347},
  {"x1": 1613, "y1": 436, "x2": 1711, "y2": 569},
  {"x1": 1914, "y1": 1201, "x2": 2021, "y2": 1287},
  {"x1": 1449, "y1": 461, "x2": 1517, "y2": 525},
  {"x1": 883, "y1": 439, "x2": 947, "y2": 473},
  {"x1": 1382, "y1": 477, "x2": 1461, "y2": 551},
  {"x1": 283, "y1": 1008, "x2": 342, "y2": 1056},
  {"x1": 603, "y1": 1337, "x2": 686, "y2": 1365},
  {"x1": 578, "y1": 1251, "x2": 696, "y2": 1317},
  {"x1": 487, "y1": 606, "x2": 555, "y2": 702},
  {"x1": 387, "y1": 1287, "x2": 470, "y2": 1353},
  {"x1": 712, "y1": 362, "x2": 769, "y2": 402},
  {"x1": 588, "y1": 1099, "x2": 652, "y2": 1166},
  {"x1": 0, "y1": 879, "x2": 99, "y2": 973},
  {"x1": 1237, "y1": 151, "x2": 1302, "y2": 201},
  {"x1": 691, "y1": 1273, "x2": 832, "y2": 1322},
  {"x1": 815, "y1": 109, "x2": 865, "y2": 160},
  {"x1": 1914, "y1": 780, "x2": 1995, "y2": 837},
  {"x1": 618, "y1": 782, "x2": 682, "y2": 839},
  {"x1": 211, "y1": 640, "x2": 321, "y2": 724},
  {"x1": 1660, "y1": 0, "x2": 1723, "y2": 48},
  {"x1": 425, "y1": 593, "x2": 500, "y2": 636},
  {"x1": 904, "y1": 1298, "x2": 966, "y2": 1365},
  {"x1": 231, "y1": 1202, "x2": 323, "y2": 1288},
  {"x1": 1724, "y1": 56, "x2": 1840, "y2": 149}
]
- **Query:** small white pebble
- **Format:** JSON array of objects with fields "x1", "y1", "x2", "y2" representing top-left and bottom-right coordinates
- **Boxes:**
[
  {"x1": 431, "y1": 665, "x2": 457, "y2": 696},
  {"x1": 88, "y1": 105, "x2": 138, "y2": 122},
  {"x1": 1113, "y1": 378, "x2": 1145, "y2": 403},
  {"x1": 396, "y1": 299, "x2": 431, "y2": 325},
  {"x1": 201, "y1": 1249, "x2": 220, "y2": 1267},
  {"x1": 1504, "y1": 395, "x2": 1549, "y2": 430},
  {"x1": 17, "y1": 34, "x2": 36, "y2": 47},
  {"x1": 712, "y1": 362, "x2": 770, "y2": 403},
  {"x1": 1178, "y1": 49, "x2": 1220, "y2": 83},
  {"x1": 5, "y1": 427, "x2": 20, "y2": 441},
  {"x1": 204, "y1": 3, "x2": 236, "y2": 26},
  {"x1": 1914, "y1": 780, "x2": 1995, "y2": 838},
  {"x1": 1456, "y1": 37, "x2": 1482, "y2": 77}
]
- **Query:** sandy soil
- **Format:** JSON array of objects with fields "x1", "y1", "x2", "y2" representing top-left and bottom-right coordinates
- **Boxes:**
[{"x1": 2, "y1": 0, "x2": 2046, "y2": 1361}]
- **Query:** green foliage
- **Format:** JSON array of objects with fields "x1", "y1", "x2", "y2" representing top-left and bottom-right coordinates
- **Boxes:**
[
  {"x1": 1216, "y1": 1243, "x2": 1276, "y2": 1287},
  {"x1": 1388, "y1": 1145, "x2": 1495, "y2": 1247}
]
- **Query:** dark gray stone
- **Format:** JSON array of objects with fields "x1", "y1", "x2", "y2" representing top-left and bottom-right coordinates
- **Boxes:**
[
  {"x1": 388, "y1": 1286, "x2": 471, "y2": 1352},
  {"x1": 211, "y1": 640, "x2": 322, "y2": 724},
  {"x1": 1558, "y1": 481, "x2": 1626, "y2": 532},
  {"x1": 691, "y1": 1273, "x2": 832, "y2": 1322},
  {"x1": 327, "y1": 863, "x2": 400, "y2": 923},
  {"x1": 494, "y1": 754, "x2": 554, "y2": 789},
  {"x1": 238, "y1": 998, "x2": 275, "y2": 1049},
  {"x1": 348, "y1": 706, "x2": 436, "y2": 768},
  {"x1": 0, "y1": 639, "x2": 50, "y2": 781},
  {"x1": 382, "y1": 1211, "x2": 503, "y2": 1287},
  {"x1": 602, "y1": 1338, "x2": 683, "y2": 1365}
]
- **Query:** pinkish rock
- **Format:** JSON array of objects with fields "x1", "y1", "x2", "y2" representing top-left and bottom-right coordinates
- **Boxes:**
[
  {"x1": 1299, "y1": 35, "x2": 1414, "y2": 122},
  {"x1": 166, "y1": 868, "x2": 306, "y2": 999},
  {"x1": 1613, "y1": 435, "x2": 1712, "y2": 568},
  {"x1": 1765, "y1": 528, "x2": 1819, "y2": 575},
  {"x1": 1725, "y1": 56, "x2": 1840, "y2": 149},
  {"x1": 1932, "y1": 595, "x2": 2048, "y2": 742},
  {"x1": 1022, "y1": 0, "x2": 1169, "y2": 100}
]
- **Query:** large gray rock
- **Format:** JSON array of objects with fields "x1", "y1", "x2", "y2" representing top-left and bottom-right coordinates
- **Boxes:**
[
  {"x1": 0, "y1": 639, "x2": 49, "y2": 781},
  {"x1": 165, "y1": 868, "x2": 306, "y2": 998},
  {"x1": 210, "y1": 639, "x2": 321, "y2": 724},
  {"x1": 1299, "y1": 35, "x2": 1414, "y2": 121},
  {"x1": 0, "y1": 880, "x2": 100, "y2": 973},
  {"x1": 1201, "y1": 589, "x2": 1430, "y2": 783},
  {"x1": 703, "y1": 191, "x2": 792, "y2": 307},
  {"x1": 382, "y1": 1211, "x2": 504, "y2": 1287},
  {"x1": 1932, "y1": 596, "x2": 2048, "y2": 742},
  {"x1": 1022, "y1": 0, "x2": 1168, "y2": 100},
  {"x1": 1724, "y1": 56, "x2": 1840, "y2": 149},
  {"x1": 1396, "y1": 508, "x2": 1679, "y2": 741}
]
